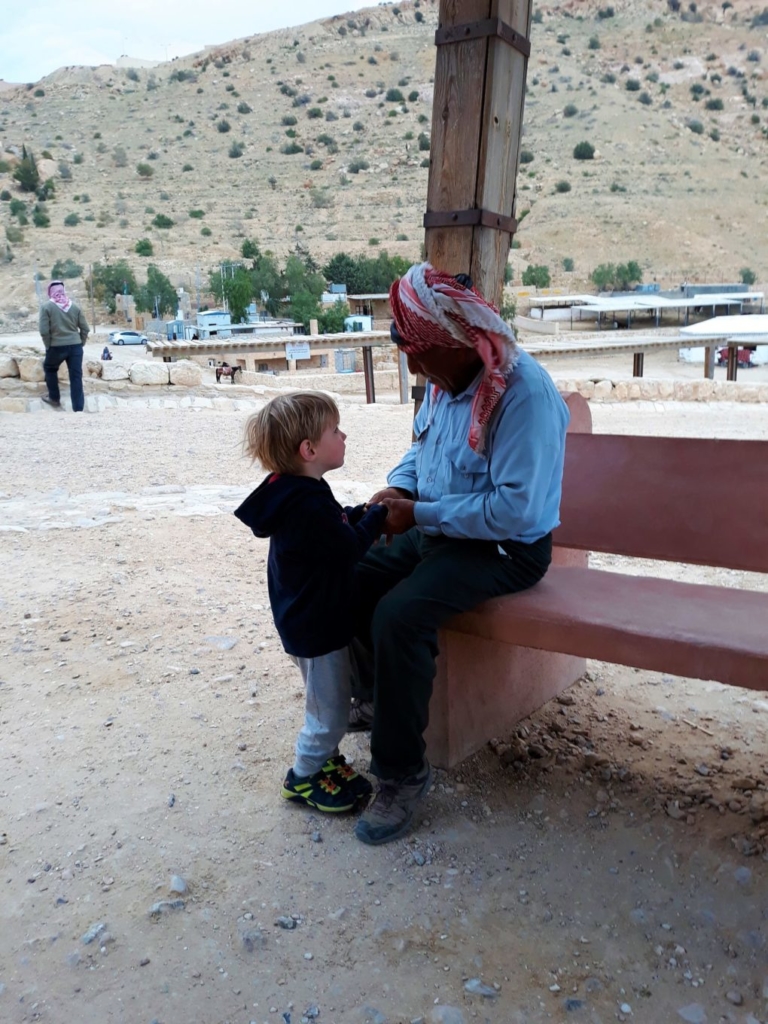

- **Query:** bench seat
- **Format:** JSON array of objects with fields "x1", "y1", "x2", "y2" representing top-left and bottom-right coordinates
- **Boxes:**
[{"x1": 451, "y1": 567, "x2": 768, "y2": 692}]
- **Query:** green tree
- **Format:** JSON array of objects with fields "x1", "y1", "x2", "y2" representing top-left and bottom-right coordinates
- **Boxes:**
[
  {"x1": 135, "y1": 238, "x2": 154, "y2": 256},
  {"x1": 590, "y1": 263, "x2": 616, "y2": 291},
  {"x1": 319, "y1": 299, "x2": 350, "y2": 333},
  {"x1": 223, "y1": 268, "x2": 253, "y2": 323},
  {"x1": 563, "y1": 257, "x2": 575, "y2": 272},
  {"x1": 613, "y1": 260, "x2": 643, "y2": 290},
  {"x1": 12, "y1": 146, "x2": 41, "y2": 193},
  {"x1": 89, "y1": 260, "x2": 139, "y2": 313},
  {"x1": 521, "y1": 264, "x2": 551, "y2": 288},
  {"x1": 740, "y1": 267, "x2": 757, "y2": 285},
  {"x1": 136, "y1": 264, "x2": 178, "y2": 317}
]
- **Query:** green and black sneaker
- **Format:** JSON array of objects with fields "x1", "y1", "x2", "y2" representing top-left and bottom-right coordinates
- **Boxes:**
[
  {"x1": 325, "y1": 754, "x2": 373, "y2": 804},
  {"x1": 281, "y1": 757, "x2": 371, "y2": 813}
]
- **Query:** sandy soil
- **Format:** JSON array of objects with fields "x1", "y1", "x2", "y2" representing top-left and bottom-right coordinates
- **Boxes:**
[{"x1": 1, "y1": 399, "x2": 767, "y2": 1024}]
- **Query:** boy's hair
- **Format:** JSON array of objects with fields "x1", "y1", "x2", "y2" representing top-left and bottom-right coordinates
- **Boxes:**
[{"x1": 244, "y1": 392, "x2": 339, "y2": 473}]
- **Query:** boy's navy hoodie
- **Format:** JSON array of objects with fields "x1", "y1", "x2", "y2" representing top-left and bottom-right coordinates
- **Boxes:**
[{"x1": 234, "y1": 474, "x2": 388, "y2": 658}]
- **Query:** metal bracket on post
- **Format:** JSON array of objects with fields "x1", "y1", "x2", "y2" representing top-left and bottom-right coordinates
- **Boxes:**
[
  {"x1": 434, "y1": 17, "x2": 531, "y2": 58},
  {"x1": 423, "y1": 209, "x2": 518, "y2": 235},
  {"x1": 411, "y1": 385, "x2": 426, "y2": 402}
]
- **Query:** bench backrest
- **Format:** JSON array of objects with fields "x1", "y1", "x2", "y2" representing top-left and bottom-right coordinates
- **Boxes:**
[{"x1": 555, "y1": 432, "x2": 768, "y2": 573}]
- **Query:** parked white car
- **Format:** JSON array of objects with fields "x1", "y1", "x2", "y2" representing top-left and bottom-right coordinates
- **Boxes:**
[{"x1": 109, "y1": 330, "x2": 148, "y2": 345}]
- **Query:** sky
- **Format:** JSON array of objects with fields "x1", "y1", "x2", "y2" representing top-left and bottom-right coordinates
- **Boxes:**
[{"x1": 1, "y1": 0, "x2": 375, "y2": 84}]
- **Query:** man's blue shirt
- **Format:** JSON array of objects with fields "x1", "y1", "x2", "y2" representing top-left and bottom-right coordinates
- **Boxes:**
[{"x1": 387, "y1": 349, "x2": 570, "y2": 543}]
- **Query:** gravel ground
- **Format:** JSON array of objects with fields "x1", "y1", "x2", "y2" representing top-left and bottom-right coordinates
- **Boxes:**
[{"x1": 0, "y1": 399, "x2": 767, "y2": 1024}]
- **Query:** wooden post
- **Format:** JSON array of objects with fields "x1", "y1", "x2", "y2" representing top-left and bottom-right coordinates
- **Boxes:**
[
  {"x1": 362, "y1": 345, "x2": 376, "y2": 404},
  {"x1": 704, "y1": 345, "x2": 715, "y2": 379},
  {"x1": 727, "y1": 344, "x2": 739, "y2": 382},
  {"x1": 415, "y1": 0, "x2": 532, "y2": 415},
  {"x1": 397, "y1": 349, "x2": 410, "y2": 404},
  {"x1": 632, "y1": 352, "x2": 644, "y2": 377}
]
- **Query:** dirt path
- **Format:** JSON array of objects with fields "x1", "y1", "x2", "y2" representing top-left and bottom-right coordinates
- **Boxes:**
[{"x1": 0, "y1": 401, "x2": 766, "y2": 1024}]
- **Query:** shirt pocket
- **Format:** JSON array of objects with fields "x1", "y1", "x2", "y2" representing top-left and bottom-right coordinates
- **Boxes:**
[
  {"x1": 413, "y1": 422, "x2": 430, "y2": 477},
  {"x1": 445, "y1": 447, "x2": 489, "y2": 494}
]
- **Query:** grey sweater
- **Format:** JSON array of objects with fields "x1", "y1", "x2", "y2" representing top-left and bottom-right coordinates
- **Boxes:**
[{"x1": 39, "y1": 300, "x2": 90, "y2": 348}]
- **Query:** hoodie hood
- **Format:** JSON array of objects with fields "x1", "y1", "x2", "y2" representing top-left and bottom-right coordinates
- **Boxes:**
[{"x1": 234, "y1": 473, "x2": 325, "y2": 538}]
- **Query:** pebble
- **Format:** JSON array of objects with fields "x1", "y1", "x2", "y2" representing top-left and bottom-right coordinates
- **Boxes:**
[
  {"x1": 463, "y1": 978, "x2": 497, "y2": 997},
  {"x1": 167, "y1": 794, "x2": 175, "y2": 808},
  {"x1": 725, "y1": 990, "x2": 743, "y2": 1006},
  {"x1": 189, "y1": 667, "x2": 200, "y2": 675},
  {"x1": 241, "y1": 927, "x2": 267, "y2": 952},
  {"x1": 149, "y1": 899, "x2": 185, "y2": 919},
  {"x1": 139, "y1": 957, "x2": 150, "y2": 967},
  {"x1": 564, "y1": 999, "x2": 584, "y2": 1012},
  {"x1": 303, "y1": 952, "x2": 313, "y2": 960},
  {"x1": 411, "y1": 850, "x2": 426, "y2": 866},
  {"x1": 303, "y1": 1007, "x2": 320, "y2": 1021},
  {"x1": 311, "y1": 831, "x2": 322, "y2": 843},
  {"x1": 677, "y1": 1005, "x2": 707, "y2": 1024},
  {"x1": 81, "y1": 922, "x2": 106, "y2": 945},
  {"x1": 169, "y1": 875, "x2": 187, "y2": 895},
  {"x1": 276, "y1": 916, "x2": 297, "y2": 930},
  {"x1": 204, "y1": 635, "x2": 238, "y2": 651},
  {"x1": 620, "y1": 1004, "x2": 632, "y2": 1014},
  {"x1": 363, "y1": 1009, "x2": 387, "y2": 1024},
  {"x1": 428, "y1": 1008, "x2": 466, "y2": 1024}
]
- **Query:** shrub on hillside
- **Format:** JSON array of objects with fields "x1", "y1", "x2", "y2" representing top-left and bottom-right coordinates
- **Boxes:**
[
  {"x1": 64, "y1": 212, "x2": 80, "y2": 226},
  {"x1": 408, "y1": 90, "x2": 419, "y2": 102},
  {"x1": 520, "y1": 149, "x2": 534, "y2": 164},
  {"x1": 217, "y1": 120, "x2": 231, "y2": 133},
  {"x1": 563, "y1": 257, "x2": 575, "y2": 272},
  {"x1": 135, "y1": 238, "x2": 154, "y2": 256},
  {"x1": 137, "y1": 163, "x2": 154, "y2": 177},
  {"x1": 229, "y1": 141, "x2": 245, "y2": 158},
  {"x1": 418, "y1": 132, "x2": 430, "y2": 151},
  {"x1": 281, "y1": 142, "x2": 303, "y2": 155},
  {"x1": 563, "y1": 104, "x2": 578, "y2": 118},
  {"x1": 705, "y1": 97, "x2": 724, "y2": 110},
  {"x1": 687, "y1": 119, "x2": 704, "y2": 134},
  {"x1": 386, "y1": 88, "x2": 404, "y2": 102},
  {"x1": 51, "y1": 257, "x2": 83, "y2": 278},
  {"x1": 237, "y1": 102, "x2": 252, "y2": 114},
  {"x1": 555, "y1": 180, "x2": 571, "y2": 192},
  {"x1": 189, "y1": 209, "x2": 205, "y2": 219},
  {"x1": 740, "y1": 267, "x2": 757, "y2": 285},
  {"x1": 625, "y1": 78, "x2": 641, "y2": 92},
  {"x1": 307, "y1": 107, "x2": 323, "y2": 119},
  {"x1": 588, "y1": 36, "x2": 601, "y2": 49},
  {"x1": 151, "y1": 213, "x2": 174, "y2": 229},
  {"x1": 638, "y1": 91, "x2": 653, "y2": 105},
  {"x1": 32, "y1": 205, "x2": 50, "y2": 228},
  {"x1": 573, "y1": 141, "x2": 595, "y2": 159},
  {"x1": 348, "y1": 159, "x2": 370, "y2": 174}
]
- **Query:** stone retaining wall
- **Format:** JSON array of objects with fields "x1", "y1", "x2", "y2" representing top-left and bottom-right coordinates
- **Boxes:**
[{"x1": 1, "y1": 350, "x2": 768, "y2": 413}]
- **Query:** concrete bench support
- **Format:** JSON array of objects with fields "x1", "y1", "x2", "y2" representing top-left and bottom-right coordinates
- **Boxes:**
[{"x1": 425, "y1": 393, "x2": 592, "y2": 769}]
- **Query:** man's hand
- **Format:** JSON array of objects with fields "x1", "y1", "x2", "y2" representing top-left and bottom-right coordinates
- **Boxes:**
[
  {"x1": 368, "y1": 486, "x2": 413, "y2": 506},
  {"x1": 381, "y1": 497, "x2": 416, "y2": 535}
]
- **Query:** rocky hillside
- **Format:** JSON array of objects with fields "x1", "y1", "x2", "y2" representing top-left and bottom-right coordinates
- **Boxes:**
[{"x1": 1, "y1": 0, "x2": 767, "y2": 326}]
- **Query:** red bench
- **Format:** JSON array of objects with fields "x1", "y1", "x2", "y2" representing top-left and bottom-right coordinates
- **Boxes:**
[{"x1": 426, "y1": 393, "x2": 768, "y2": 768}]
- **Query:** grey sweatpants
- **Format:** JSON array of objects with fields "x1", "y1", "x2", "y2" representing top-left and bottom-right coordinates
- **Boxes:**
[{"x1": 290, "y1": 646, "x2": 357, "y2": 777}]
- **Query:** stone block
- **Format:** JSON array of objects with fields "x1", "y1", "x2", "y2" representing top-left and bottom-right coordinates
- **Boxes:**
[
  {"x1": 0, "y1": 354, "x2": 18, "y2": 378},
  {"x1": 639, "y1": 380, "x2": 659, "y2": 401},
  {"x1": 101, "y1": 361, "x2": 130, "y2": 381},
  {"x1": 192, "y1": 396, "x2": 213, "y2": 409},
  {"x1": 85, "y1": 360, "x2": 103, "y2": 378},
  {"x1": 0, "y1": 397, "x2": 29, "y2": 413},
  {"x1": 739, "y1": 386, "x2": 761, "y2": 403},
  {"x1": 657, "y1": 380, "x2": 674, "y2": 400},
  {"x1": 576, "y1": 380, "x2": 595, "y2": 400},
  {"x1": 613, "y1": 381, "x2": 629, "y2": 401},
  {"x1": 18, "y1": 357, "x2": 44, "y2": 382},
  {"x1": 212, "y1": 398, "x2": 235, "y2": 412},
  {"x1": 627, "y1": 382, "x2": 642, "y2": 400},
  {"x1": 592, "y1": 379, "x2": 613, "y2": 400},
  {"x1": 169, "y1": 360, "x2": 203, "y2": 387},
  {"x1": 129, "y1": 361, "x2": 170, "y2": 386}
]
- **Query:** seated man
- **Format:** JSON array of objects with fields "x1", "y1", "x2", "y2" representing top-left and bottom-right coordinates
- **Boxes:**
[{"x1": 354, "y1": 262, "x2": 570, "y2": 845}]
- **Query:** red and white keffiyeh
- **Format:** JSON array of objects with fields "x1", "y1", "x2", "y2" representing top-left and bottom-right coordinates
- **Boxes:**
[{"x1": 389, "y1": 262, "x2": 518, "y2": 454}]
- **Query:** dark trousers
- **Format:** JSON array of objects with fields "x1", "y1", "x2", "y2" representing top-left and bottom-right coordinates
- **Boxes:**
[
  {"x1": 355, "y1": 529, "x2": 552, "y2": 779},
  {"x1": 43, "y1": 344, "x2": 84, "y2": 412}
]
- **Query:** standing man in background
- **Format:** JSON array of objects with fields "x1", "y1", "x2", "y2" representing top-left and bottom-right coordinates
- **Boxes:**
[{"x1": 39, "y1": 280, "x2": 89, "y2": 411}]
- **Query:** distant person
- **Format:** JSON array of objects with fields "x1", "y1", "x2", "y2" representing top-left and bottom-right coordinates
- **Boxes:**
[
  {"x1": 101, "y1": 346, "x2": 112, "y2": 361},
  {"x1": 39, "y1": 281, "x2": 89, "y2": 411},
  {"x1": 234, "y1": 393, "x2": 388, "y2": 814}
]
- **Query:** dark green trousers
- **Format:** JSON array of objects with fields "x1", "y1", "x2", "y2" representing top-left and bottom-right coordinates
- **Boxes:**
[{"x1": 354, "y1": 529, "x2": 552, "y2": 779}]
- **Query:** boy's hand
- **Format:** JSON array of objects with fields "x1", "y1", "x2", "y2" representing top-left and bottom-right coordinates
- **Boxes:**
[
  {"x1": 368, "y1": 486, "x2": 412, "y2": 505},
  {"x1": 381, "y1": 497, "x2": 416, "y2": 535}
]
